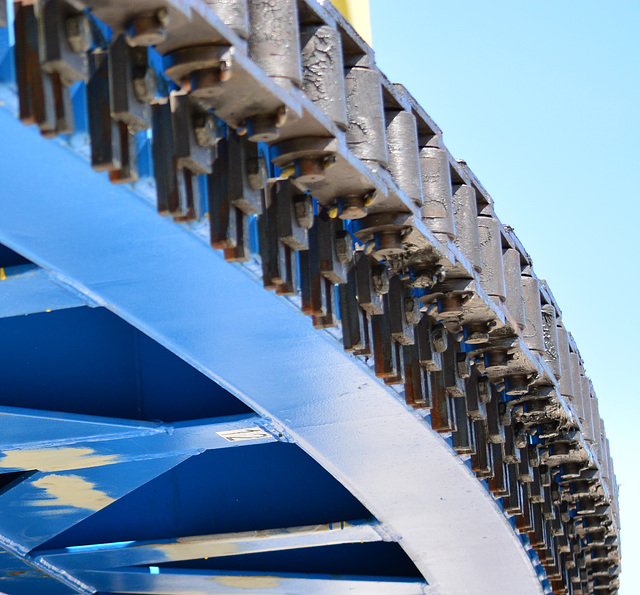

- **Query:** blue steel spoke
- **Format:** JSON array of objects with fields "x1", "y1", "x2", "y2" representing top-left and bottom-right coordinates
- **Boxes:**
[
  {"x1": 36, "y1": 519, "x2": 386, "y2": 570},
  {"x1": 0, "y1": 413, "x2": 279, "y2": 473},
  {"x1": 76, "y1": 567, "x2": 430, "y2": 595},
  {"x1": 0, "y1": 264, "x2": 87, "y2": 318}
]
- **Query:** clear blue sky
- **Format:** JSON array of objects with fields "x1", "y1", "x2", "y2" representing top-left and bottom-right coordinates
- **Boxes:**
[{"x1": 369, "y1": 1, "x2": 639, "y2": 592}]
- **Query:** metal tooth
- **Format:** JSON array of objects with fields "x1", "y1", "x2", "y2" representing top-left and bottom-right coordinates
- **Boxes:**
[
  {"x1": 339, "y1": 266, "x2": 366, "y2": 352},
  {"x1": 541, "y1": 304, "x2": 561, "y2": 379},
  {"x1": 205, "y1": 0, "x2": 249, "y2": 39},
  {"x1": 503, "y1": 462, "x2": 524, "y2": 515},
  {"x1": 276, "y1": 184, "x2": 311, "y2": 251},
  {"x1": 430, "y1": 368, "x2": 456, "y2": 433},
  {"x1": 355, "y1": 253, "x2": 385, "y2": 315},
  {"x1": 388, "y1": 275, "x2": 416, "y2": 346},
  {"x1": 109, "y1": 36, "x2": 153, "y2": 133},
  {"x1": 465, "y1": 370, "x2": 487, "y2": 422},
  {"x1": 415, "y1": 316, "x2": 443, "y2": 372},
  {"x1": 403, "y1": 343, "x2": 430, "y2": 408},
  {"x1": 371, "y1": 296, "x2": 402, "y2": 383},
  {"x1": 452, "y1": 184, "x2": 482, "y2": 272},
  {"x1": 419, "y1": 146, "x2": 455, "y2": 239},
  {"x1": 38, "y1": 0, "x2": 90, "y2": 86},
  {"x1": 488, "y1": 442, "x2": 509, "y2": 497},
  {"x1": 247, "y1": 0, "x2": 301, "y2": 89},
  {"x1": 485, "y1": 385, "x2": 506, "y2": 444},
  {"x1": 14, "y1": 2, "x2": 46, "y2": 127},
  {"x1": 312, "y1": 275, "x2": 337, "y2": 329},
  {"x1": 452, "y1": 387, "x2": 474, "y2": 454},
  {"x1": 503, "y1": 248, "x2": 526, "y2": 330},
  {"x1": 518, "y1": 441, "x2": 534, "y2": 484},
  {"x1": 259, "y1": 182, "x2": 284, "y2": 289},
  {"x1": 88, "y1": 50, "x2": 123, "y2": 172},
  {"x1": 318, "y1": 214, "x2": 350, "y2": 285},
  {"x1": 208, "y1": 135, "x2": 233, "y2": 247},
  {"x1": 556, "y1": 320, "x2": 575, "y2": 402},
  {"x1": 502, "y1": 423, "x2": 521, "y2": 465},
  {"x1": 151, "y1": 101, "x2": 197, "y2": 221},
  {"x1": 300, "y1": 24, "x2": 348, "y2": 130},
  {"x1": 228, "y1": 132, "x2": 263, "y2": 214},
  {"x1": 344, "y1": 60, "x2": 388, "y2": 168},
  {"x1": 477, "y1": 214, "x2": 506, "y2": 303},
  {"x1": 109, "y1": 121, "x2": 139, "y2": 185},
  {"x1": 442, "y1": 340, "x2": 465, "y2": 398},
  {"x1": 471, "y1": 419, "x2": 492, "y2": 476},
  {"x1": 569, "y1": 350, "x2": 584, "y2": 421},
  {"x1": 580, "y1": 374, "x2": 597, "y2": 447},
  {"x1": 275, "y1": 241, "x2": 297, "y2": 295},
  {"x1": 521, "y1": 274, "x2": 545, "y2": 353},
  {"x1": 385, "y1": 110, "x2": 422, "y2": 205}
]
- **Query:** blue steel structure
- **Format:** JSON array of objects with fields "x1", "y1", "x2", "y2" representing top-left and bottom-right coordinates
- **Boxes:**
[{"x1": 0, "y1": 2, "x2": 618, "y2": 594}]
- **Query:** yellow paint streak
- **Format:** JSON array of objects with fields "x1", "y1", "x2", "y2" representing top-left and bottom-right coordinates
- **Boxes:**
[
  {"x1": 0, "y1": 447, "x2": 119, "y2": 472},
  {"x1": 212, "y1": 576, "x2": 280, "y2": 589},
  {"x1": 331, "y1": 0, "x2": 372, "y2": 45},
  {"x1": 0, "y1": 268, "x2": 5, "y2": 281},
  {"x1": 30, "y1": 474, "x2": 115, "y2": 511},
  {"x1": 154, "y1": 540, "x2": 240, "y2": 562}
]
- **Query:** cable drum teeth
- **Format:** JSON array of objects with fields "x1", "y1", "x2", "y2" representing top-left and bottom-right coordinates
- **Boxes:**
[{"x1": 6, "y1": 0, "x2": 620, "y2": 591}]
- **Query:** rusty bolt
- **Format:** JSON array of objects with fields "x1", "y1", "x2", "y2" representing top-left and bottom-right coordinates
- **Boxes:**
[
  {"x1": 294, "y1": 158, "x2": 325, "y2": 185},
  {"x1": 373, "y1": 230, "x2": 404, "y2": 258},
  {"x1": 337, "y1": 195, "x2": 367, "y2": 220}
]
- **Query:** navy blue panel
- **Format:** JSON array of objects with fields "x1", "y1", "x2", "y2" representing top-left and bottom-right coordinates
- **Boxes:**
[
  {"x1": 0, "y1": 549, "x2": 76, "y2": 595},
  {"x1": 0, "y1": 307, "x2": 251, "y2": 421},
  {"x1": 0, "y1": 243, "x2": 31, "y2": 267},
  {"x1": 158, "y1": 541, "x2": 422, "y2": 578},
  {"x1": 40, "y1": 443, "x2": 372, "y2": 549}
]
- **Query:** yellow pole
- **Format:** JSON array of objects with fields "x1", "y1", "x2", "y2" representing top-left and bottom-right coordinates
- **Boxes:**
[{"x1": 330, "y1": 0, "x2": 372, "y2": 46}]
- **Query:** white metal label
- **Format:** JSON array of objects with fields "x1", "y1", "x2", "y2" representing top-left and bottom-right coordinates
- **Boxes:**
[{"x1": 217, "y1": 427, "x2": 272, "y2": 442}]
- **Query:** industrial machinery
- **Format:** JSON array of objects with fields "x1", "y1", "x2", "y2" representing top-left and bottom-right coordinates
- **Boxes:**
[{"x1": 0, "y1": 1, "x2": 620, "y2": 593}]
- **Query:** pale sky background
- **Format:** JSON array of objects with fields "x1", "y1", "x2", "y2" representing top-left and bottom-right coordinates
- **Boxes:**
[{"x1": 369, "y1": 1, "x2": 639, "y2": 592}]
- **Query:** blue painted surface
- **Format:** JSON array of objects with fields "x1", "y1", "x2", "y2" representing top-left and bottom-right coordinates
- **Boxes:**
[{"x1": 0, "y1": 104, "x2": 542, "y2": 595}]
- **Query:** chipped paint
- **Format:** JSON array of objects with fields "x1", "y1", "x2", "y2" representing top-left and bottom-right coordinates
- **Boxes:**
[
  {"x1": 212, "y1": 575, "x2": 280, "y2": 589},
  {"x1": 30, "y1": 475, "x2": 115, "y2": 511},
  {"x1": 0, "y1": 447, "x2": 119, "y2": 472},
  {"x1": 153, "y1": 540, "x2": 240, "y2": 562}
]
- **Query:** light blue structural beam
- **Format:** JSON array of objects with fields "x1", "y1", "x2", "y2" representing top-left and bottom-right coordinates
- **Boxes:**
[
  {"x1": 76, "y1": 568, "x2": 429, "y2": 594},
  {"x1": 37, "y1": 519, "x2": 386, "y2": 570},
  {"x1": 0, "y1": 411, "x2": 278, "y2": 472},
  {"x1": 0, "y1": 264, "x2": 87, "y2": 318},
  {"x1": 0, "y1": 102, "x2": 543, "y2": 594}
]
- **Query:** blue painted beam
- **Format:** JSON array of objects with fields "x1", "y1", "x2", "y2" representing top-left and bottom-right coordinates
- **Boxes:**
[
  {"x1": 76, "y1": 567, "x2": 429, "y2": 594},
  {"x1": 0, "y1": 406, "x2": 163, "y2": 450},
  {"x1": 36, "y1": 519, "x2": 386, "y2": 570},
  {"x1": 0, "y1": 264, "x2": 87, "y2": 318},
  {"x1": 0, "y1": 100, "x2": 543, "y2": 594},
  {"x1": 0, "y1": 455, "x2": 192, "y2": 553},
  {"x1": 0, "y1": 412, "x2": 278, "y2": 472}
]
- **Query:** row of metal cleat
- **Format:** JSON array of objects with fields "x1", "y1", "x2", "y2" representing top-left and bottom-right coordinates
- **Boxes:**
[{"x1": 3, "y1": 0, "x2": 619, "y2": 592}]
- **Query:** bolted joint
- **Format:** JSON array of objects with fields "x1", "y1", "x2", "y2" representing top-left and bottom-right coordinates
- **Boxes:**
[
  {"x1": 65, "y1": 14, "x2": 92, "y2": 54},
  {"x1": 373, "y1": 230, "x2": 404, "y2": 258},
  {"x1": 371, "y1": 265, "x2": 390, "y2": 295}
]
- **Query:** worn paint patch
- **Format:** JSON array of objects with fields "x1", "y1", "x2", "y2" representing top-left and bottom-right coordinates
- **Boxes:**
[
  {"x1": 30, "y1": 474, "x2": 115, "y2": 511},
  {"x1": 213, "y1": 575, "x2": 280, "y2": 589},
  {"x1": 153, "y1": 539, "x2": 240, "y2": 562},
  {"x1": 0, "y1": 447, "x2": 119, "y2": 472}
]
